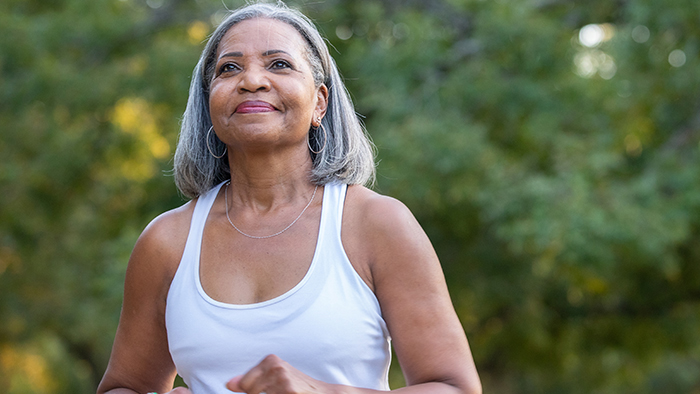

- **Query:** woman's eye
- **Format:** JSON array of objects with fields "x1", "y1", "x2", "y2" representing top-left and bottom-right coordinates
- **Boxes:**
[
  {"x1": 219, "y1": 63, "x2": 239, "y2": 74},
  {"x1": 271, "y1": 60, "x2": 291, "y2": 69}
]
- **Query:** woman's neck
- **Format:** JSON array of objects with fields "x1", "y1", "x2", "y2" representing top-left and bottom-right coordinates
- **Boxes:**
[{"x1": 225, "y1": 148, "x2": 316, "y2": 212}]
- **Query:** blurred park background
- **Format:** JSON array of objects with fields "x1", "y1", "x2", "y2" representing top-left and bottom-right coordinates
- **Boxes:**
[{"x1": 1, "y1": 0, "x2": 700, "y2": 392}]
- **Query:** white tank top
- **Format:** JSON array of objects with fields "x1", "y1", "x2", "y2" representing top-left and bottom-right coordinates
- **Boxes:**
[{"x1": 166, "y1": 182, "x2": 391, "y2": 393}]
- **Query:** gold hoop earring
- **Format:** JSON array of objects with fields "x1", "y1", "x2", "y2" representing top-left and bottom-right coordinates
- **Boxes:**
[
  {"x1": 308, "y1": 119, "x2": 327, "y2": 154},
  {"x1": 206, "y1": 126, "x2": 227, "y2": 159}
]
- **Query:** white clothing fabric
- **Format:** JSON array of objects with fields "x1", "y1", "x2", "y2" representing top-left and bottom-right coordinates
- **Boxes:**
[{"x1": 165, "y1": 182, "x2": 391, "y2": 393}]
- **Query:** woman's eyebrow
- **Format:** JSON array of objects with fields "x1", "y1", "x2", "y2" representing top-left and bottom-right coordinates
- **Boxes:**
[
  {"x1": 219, "y1": 51, "x2": 243, "y2": 59},
  {"x1": 262, "y1": 49, "x2": 291, "y2": 57},
  {"x1": 219, "y1": 50, "x2": 291, "y2": 60}
]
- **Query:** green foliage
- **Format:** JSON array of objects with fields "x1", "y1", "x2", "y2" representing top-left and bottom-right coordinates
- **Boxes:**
[{"x1": 1, "y1": 0, "x2": 699, "y2": 393}]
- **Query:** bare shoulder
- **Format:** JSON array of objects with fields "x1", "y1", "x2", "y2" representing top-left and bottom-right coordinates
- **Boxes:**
[
  {"x1": 344, "y1": 185, "x2": 419, "y2": 234},
  {"x1": 342, "y1": 185, "x2": 437, "y2": 291},
  {"x1": 142, "y1": 200, "x2": 195, "y2": 246},
  {"x1": 137, "y1": 201, "x2": 195, "y2": 258},
  {"x1": 126, "y1": 199, "x2": 197, "y2": 291}
]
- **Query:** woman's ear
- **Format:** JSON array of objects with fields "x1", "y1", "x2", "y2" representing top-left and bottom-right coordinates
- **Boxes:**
[{"x1": 314, "y1": 84, "x2": 329, "y2": 120}]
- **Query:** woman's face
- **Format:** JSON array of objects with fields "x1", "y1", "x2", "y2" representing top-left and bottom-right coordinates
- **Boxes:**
[{"x1": 208, "y1": 18, "x2": 328, "y2": 153}]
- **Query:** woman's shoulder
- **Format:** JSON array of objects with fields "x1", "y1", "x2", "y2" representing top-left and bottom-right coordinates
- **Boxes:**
[
  {"x1": 130, "y1": 199, "x2": 197, "y2": 273},
  {"x1": 143, "y1": 199, "x2": 196, "y2": 243},
  {"x1": 344, "y1": 185, "x2": 418, "y2": 233},
  {"x1": 344, "y1": 185, "x2": 428, "y2": 256},
  {"x1": 342, "y1": 185, "x2": 438, "y2": 293}
]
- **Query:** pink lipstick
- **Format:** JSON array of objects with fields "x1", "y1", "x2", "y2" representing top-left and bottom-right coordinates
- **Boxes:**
[{"x1": 235, "y1": 100, "x2": 276, "y2": 114}]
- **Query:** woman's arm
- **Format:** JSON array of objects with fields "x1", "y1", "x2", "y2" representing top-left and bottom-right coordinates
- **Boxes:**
[
  {"x1": 97, "y1": 204, "x2": 194, "y2": 394},
  {"x1": 344, "y1": 186, "x2": 481, "y2": 394}
]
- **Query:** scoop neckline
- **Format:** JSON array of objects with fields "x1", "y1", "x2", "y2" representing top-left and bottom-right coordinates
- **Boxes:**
[{"x1": 194, "y1": 182, "x2": 326, "y2": 310}]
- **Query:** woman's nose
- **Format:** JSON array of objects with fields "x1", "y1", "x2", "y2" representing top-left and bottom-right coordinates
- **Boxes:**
[{"x1": 237, "y1": 67, "x2": 271, "y2": 93}]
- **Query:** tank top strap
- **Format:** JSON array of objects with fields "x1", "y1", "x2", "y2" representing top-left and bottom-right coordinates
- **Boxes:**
[
  {"x1": 181, "y1": 182, "x2": 226, "y2": 272},
  {"x1": 321, "y1": 182, "x2": 347, "y2": 239},
  {"x1": 194, "y1": 182, "x2": 225, "y2": 223}
]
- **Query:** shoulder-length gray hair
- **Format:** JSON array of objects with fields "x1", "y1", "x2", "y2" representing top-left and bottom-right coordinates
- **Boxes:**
[{"x1": 173, "y1": 1, "x2": 376, "y2": 198}]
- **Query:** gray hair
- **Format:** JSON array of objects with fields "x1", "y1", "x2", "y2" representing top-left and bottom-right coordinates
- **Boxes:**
[{"x1": 173, "y1": 1, "x2": 376, "y2": 198}]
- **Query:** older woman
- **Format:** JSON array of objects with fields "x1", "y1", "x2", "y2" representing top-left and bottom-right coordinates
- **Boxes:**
[{"x1": 97, "y1": 2, "x2": 481, "y2": 394}]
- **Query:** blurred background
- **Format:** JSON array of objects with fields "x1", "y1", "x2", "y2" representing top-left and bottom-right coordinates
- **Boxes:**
[{"x1": 1, "y1": 0, "x2": 699, "y2": 393}]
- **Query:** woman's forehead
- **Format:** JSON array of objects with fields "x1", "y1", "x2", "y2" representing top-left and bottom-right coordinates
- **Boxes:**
[{"x1": 217, "y1": 18, "x2": 307, "y2": 58}]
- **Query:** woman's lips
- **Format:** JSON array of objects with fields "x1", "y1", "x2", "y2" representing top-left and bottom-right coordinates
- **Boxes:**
[{"x1": 235, "y1": 100, "x2": 276, "y2": 114}]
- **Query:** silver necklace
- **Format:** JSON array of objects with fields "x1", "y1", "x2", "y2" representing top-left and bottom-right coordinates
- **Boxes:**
[{"x1": 224, "y1": 181, "x2": 319, "y2": 239}]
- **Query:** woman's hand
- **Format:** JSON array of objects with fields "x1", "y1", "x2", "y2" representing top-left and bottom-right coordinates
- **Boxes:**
[{"x1": 226, "y1": 354, "x2": 331, "y2": 394}]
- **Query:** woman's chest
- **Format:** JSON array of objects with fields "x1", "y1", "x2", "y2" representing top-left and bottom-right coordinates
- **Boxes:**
[{"x1": 199, "y1": 214, "x2": 320, "y2": 305}]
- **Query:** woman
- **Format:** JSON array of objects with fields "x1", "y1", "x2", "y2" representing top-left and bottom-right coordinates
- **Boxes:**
[{"x1": 97, "y1": 2, "x2": 481, "y2": 394}]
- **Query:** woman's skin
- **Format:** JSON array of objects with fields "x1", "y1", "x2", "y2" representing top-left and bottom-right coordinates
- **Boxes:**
[{"x1": 97, "y1": 17, "x2": 481, "y2": 394}]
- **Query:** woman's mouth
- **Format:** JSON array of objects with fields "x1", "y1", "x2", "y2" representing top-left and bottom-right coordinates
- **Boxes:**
[{"x1": 235, "y1": 101, "x2": 276, "y2": 114}]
